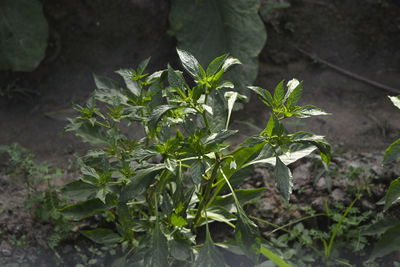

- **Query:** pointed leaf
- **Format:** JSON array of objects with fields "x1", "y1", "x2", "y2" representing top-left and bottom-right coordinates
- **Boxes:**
[
  {"x1": 207, "y1": 54, "x2": 229, "y2": 76},
  {"x1": 93, "y1": 74, "x2": 119, "y2": 90},
  {"x1": 274, "y1": 157, "x2": 293, "y2": 201},
  {"x1": 235, "y1": 208, "x2": 261, "y2": 260},
  {"x1": 383, "y1": 139, "x2": 400, "y2": 164},
  {"x1": 371, "y1": 223, "x2": 400, "y2": 259},
  {"x1": 384, "y1": 178, "x2": 400, "y2": 210},
  {"x1": 248, "y1": 86, "x2": 273, "y2": 106},
  {"x1": 259, "y1": 245, "x2": 290, "y2": 267},
  {"x1": 115, "y1": 69, "x2": 141, "y2": 96},
  {"x1": 273, "y1": 81, "x2": 285, "y2": 106},
  {"x1": 61, "y1": 180, "x2": 97, "y2": 201},
  {"x1": 204, "y1": 130, "x2": 238, "y2": 145},
  {"x1": 81, "y1": 228, "x2": 122, "y2": 244},
  {"x1": 293, "y1": 105, "x2": 329, "y2": 118},
  {"x1": 168, "y1": 65, "x2": 186, "y2": 90},
  {"x1": 176, "y1": 48, "x2": 202, "y2": 78},
  {"x1": 195, "y1": 227, "x2": 226, "y2": 267},
  {"x1": 61, "y1": 198, "x2": 108, "y2": 221}
]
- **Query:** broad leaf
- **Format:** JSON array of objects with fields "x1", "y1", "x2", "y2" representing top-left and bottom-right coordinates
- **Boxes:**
[
  {"x1": 207, "y1": 54, "x2": 229, "y2": 76},
  {"x1": 195, "y1": 227, "x2": 226, "y2": 267},
  {"x1": 149, "y1": 105, "x2": 177, "y2": 129},
  {"x1": 170, "y1": 0, "x2": 266, "y2": 95},
  {"x1": 203, "y1": 129, "x2": 238, "y2": 145},
  {"x1": 0, "y1": 0, "x2": 49, "y2": 71},
  {"x1": 274, "y1": 156, "x2": 293, "y2": 202},
  {"x1": 115, "y1": 69, "x2": 141, "y2": 96},
  {"x1": 61, "y1": 180, "x2": 97, "y2": 201},
  {"x1": 235, "y1": 207, "x2": 261, "y2": 260},
  {"x1": 168, "y1": 65, "x2": 186, "y2": 90},
  {"x1": 384, "y1": 178, "x2": 400, "y2": 210},
  {"x1": 383, "y1": 139, "x2": 400, "y2": 164},
  {"x1": 61, "y1": 198, "x2": 108, "y2": 221},
  {"x1": 147, "y1": 222, "x2": 169, "y2": 267},
  {"x1": 81, "y1": 228, "x2": 122, "y2": 244},
  {"x1": 248, "y1": 86, "x2": 273, "y2": 106},
  {"x1": 273, "y1": 81, "x2": 285, "y2": 106},
  {"x1": 293, "y1": 105, "x2": 329, "y2": 118},
  {"x1": 176, "y1": 48, "x2": 202, "y2": 78},
  {"x1": 371, "y1": 223, "x2": 400, "y2": 259}
]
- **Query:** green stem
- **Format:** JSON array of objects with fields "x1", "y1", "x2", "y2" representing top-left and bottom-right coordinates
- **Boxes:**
[
  {"x1": 325, "y1": 196, "x2": 359, "y2": 260},
  {"x1": 192, "y1": 159, "x2": 221, "y2": 229}
]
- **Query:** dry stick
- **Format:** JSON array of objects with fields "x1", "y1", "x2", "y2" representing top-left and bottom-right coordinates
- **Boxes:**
[{"x1": 295, "y1": 47, "x2": 400, "y2": 95}]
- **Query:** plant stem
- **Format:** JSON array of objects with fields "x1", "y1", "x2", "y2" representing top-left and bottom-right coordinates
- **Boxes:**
[{"x1": 192, "y1": 159, "x2": 221, "y2": 229}]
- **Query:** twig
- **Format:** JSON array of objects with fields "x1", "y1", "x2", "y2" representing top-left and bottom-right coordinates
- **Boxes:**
[{"x1": 295, "y1": 47, "x2": 400, "y2": 95}]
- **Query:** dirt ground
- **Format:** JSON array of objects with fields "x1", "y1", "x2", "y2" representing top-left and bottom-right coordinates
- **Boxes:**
[{"x1": 0, "y1": 0, "x2": 400, "y2": 265}]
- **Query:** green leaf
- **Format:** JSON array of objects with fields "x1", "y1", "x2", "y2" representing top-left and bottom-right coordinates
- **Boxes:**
[
  {"x1": 61, "y1": 198, "x2": 108, "y2": 221},
  {"x1": 137, "y1": 57, "x2": 151, "y2": 75},
  {"x1": 81, "y1": 228, "x2": 122, "y2": 244},
  {"x1": 240, "y1": 136, "x2": 266, "y2": 147},
  {"x1": 235, "y1": 208, "x2": 261, "y2": 260},
  {"x1": 169, "y1": 239, "x2": 192, "y2": 261},
  {"x1": 120, "y1": 164, "x2": 165, "y2": 202},
  {"x1": 149, "y1": 105, "x2": 176, "y2": 129},
  {"x1": 207, "y1": 54, "x2": 229, "y2": 76},
  {"x1": 259, "y1": 245, "x2": 291, "y2": 267},
  {"x1": 362, "y1": 218, "x2": 399, "y2": 236},
  {"x1": 243, "y1": 145, "x2": 317, "y2": 167},
  {"x1": 176, "y1": 48, "x2": 202, "y2": 78},
  {"x1": 384, "y1": 178, "x2": 400, "y2": 210},
  {"x1": 204, "y1": 130, "x2": 238, "y2": 145},
  {"x1": 147, "y1": 222, "x2": 169, "y2": 267},
  {"x1": 292, "y1": 132, "x2": 331, "y2": 164},
  {"x1": 171, "y1": 213, "x2": 188, "y2": 227},
  {"x1": 168, "y1": 65, "x2": 186, "y2": 90},
  {"x1": 293, "y1": 105, "x2": 329, "y2": 118},
  {"x1": 165, "y1": 158, "x2": 178, "y2": 173},
  {"x1": 61, "y1": 180, "x2": 97, "y2": 201},
  {"x1": 195, "y1": 227, "x2": 226, "y2": 267},
  {"x1": 115, "y1": 69, "x2": 141, "y2": 96},
  {"x1": 388, "y1": 95, "x2": 400, "y2": 109},
  {"x1": 285, "y1": 81, "x2": 303, "y2": 108},
  {"x1": 383, "y1": 139, "x2": 400, "y2": 164},
  {"x1": 248, "y1": 86, "x2": 273, "y2": 106},
  {"x1": 190, "y1": 160, "x2": 205, "y2": 184},
  {"x1": 273, "y1": 81, "x2": 285, "y2": 106},
  {"x1": 0, "y1": 0, "x2": 49, "y2": 71},
  {"x1": 66, "y1": 120, "x2": 110, "y2": 146},
  {"x1": 93, "y1": 74, "x2": 119, "y2": 90},
  {"x1": 371, "y1": 223, "x2": 400, "y2": 259},
  {"x1": 274, "y1": 156, "x2": 293, "y2": 201},
  {"x1": 170, "y1": 0, "x2": 266, "y2": 96}
]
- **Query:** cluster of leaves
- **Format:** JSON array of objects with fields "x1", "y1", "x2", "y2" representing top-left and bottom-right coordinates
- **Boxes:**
[
  {"x1": 365, "y1": 95, "x2": 400, "y2": 259},
  {"x1": 169, "y1": 0, "x2": 266, "y2": 96},
  {"x1": 265, "y1": 202, "x2": 373, "y2": 267},
  {"x1": 0, "y1": 143, "x2": 69, "y2": 249},
  {"x1": 62, "y1": 49, "x2": 330, "y2": 266}
]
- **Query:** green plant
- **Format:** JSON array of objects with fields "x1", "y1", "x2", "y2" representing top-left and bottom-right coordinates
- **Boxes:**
[
  {"x1": 0, "y1": 0, "x2": 48, "y2": 71},
  {"x1": 0, "y1": 143, "x2": 70, "y2": 249},
  {"x1": 169, "y1": 0, "x2": 266, "y2": 96},
  {"x1": 62, "y1": 49, "x2": 330, "y2": 266},
  {"x1": 259, "y1": 200, "x2": 373, "y2": 267},
  {"x1": 367, "y1": 95, "x2": 400, "y2": 260}
]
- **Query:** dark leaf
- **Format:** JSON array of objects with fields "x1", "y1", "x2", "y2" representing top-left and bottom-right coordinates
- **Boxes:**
[
  {"x1": 81, "y1": 228, "x2": 122, "y2": 244},
  {"x1": 274, "y1": 156, "x2": 293, "y2": 202}
]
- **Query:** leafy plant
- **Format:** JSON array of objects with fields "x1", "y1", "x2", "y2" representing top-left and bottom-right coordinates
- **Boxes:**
[
  {"x1": 368, "y1": 95, "x2": 400, "y2": 260},
  {"x1": 0, "y1": 0, "x2": 48, "y2": 71},
  {"x1": 62, "y1": 49, "x2": 330, "y2": 266},
  {"x1": 169, "y1": 0, "x2": 266, "y2": 96}
]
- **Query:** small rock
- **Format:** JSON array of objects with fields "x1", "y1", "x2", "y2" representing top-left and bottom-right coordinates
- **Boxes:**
[
  {"x1": 330, "y1": 188, "x2": 346, "y2": 202},
  {"x1": 312, "y1": 196, "x2": 329, "y2": 211},
  {"x1": 316, "y1": 177, "x2": 327, "y2": 190},
  {"x1": 0, "y1": 241, "x2": 12, "y2": 257}
]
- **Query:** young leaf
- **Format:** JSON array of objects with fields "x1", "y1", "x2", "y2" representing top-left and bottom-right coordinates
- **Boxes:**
[
  {"x1": 383, "y1": 139, "x2": 400, "y2": 164},
  {"x1": 384, "y1": 178, "x2": 400, "y2": 210},
  {"x1": 81, "y1": 228, "x2": 122, "y2": 244},
  {"x1": 274, "y1": 156, "x2": 293, "y2": 202},
  {"x1": 147, "y1": 222, "x2": 169, "y2": 267},
  {"x1": 171, "y1": 213, "x2": 187, "y2": 227},
  {"x1": 168, "y1": 65, "x2": 186, "y2": 90},
  {"x1": 149, "y1": 105, "x2": 176, "y2": 129},
  {"x1": 371, "y1": 223, "x2": 400, "y2": 259},
  {"x1": 285, "y1": 81, "x2": 303, "y2": 108},
  {"x1": 207, "y1": 54, "x2": 229, "y2": 76},
  {"x1": 203, "y1": 129, "x2": 238, "y2": 145},
  {"x1": 115, "y1": 69, "x2": 141, "y2": 96},
  {"x1": 221, "y1": 57, "x2": 241, "y2": 72},
  {"x1": 176, "y1": 48, "x2": 202, "y2": 78},
  {"x1": 292, "y1": 132, "x2": 331, "y2": 164},
  {"x1": 137, "y1": 57, "x2": 151, "y2": 75},
  {"x1": 273, "y1": 81, "x2": 285, "y2": 106},
  {"x1": 195, "y1": 226, "x2": 226, "y2": 267},
  {"x1": 248, "y1": 86, "x2": 273, "y2": 106},
  {"x1": 259, "y1": 245, "x2": 290, "y2": 267}
]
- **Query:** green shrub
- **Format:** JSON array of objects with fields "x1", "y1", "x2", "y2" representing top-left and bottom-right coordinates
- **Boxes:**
[{"x1": 62, "y1": 49, "x2": 330, "y2": 266}]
